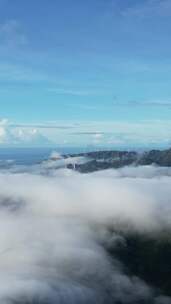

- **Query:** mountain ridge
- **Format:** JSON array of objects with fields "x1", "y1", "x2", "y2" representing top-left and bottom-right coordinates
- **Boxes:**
[{"x1": 63, "y1": 148, "x2": 171, "y2": 173}]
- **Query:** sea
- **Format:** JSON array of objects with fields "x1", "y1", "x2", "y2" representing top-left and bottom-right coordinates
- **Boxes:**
[{"x1": 0, "y1": 147, "x2": 83, "y2": 167}]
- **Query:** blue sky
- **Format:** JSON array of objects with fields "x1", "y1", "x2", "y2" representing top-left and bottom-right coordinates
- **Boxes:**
[{"x1": 0, "y1": 0, "x2": 171, "y2": 147}]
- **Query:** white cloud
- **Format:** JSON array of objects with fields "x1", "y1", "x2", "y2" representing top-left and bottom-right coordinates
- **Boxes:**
[
  {"x1": 0, "y1": 119, "x2": 13, "y2": 144},
  {"x1": 0, "y1": 119, "x2": 53, "y2": 147}
]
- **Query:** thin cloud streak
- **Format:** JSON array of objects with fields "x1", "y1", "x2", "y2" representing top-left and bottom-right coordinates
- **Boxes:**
[
  {"x1": 113, "y1": 100, "x2": 171, "y2": 108},
  {"x1": 10, "y1": 124, "x2": 74, "y2": 130}
]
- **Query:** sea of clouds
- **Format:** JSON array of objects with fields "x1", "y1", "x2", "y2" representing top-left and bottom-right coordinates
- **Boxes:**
[{"x1": 0, "y1": 162, "x2": 171, "y2": 303}]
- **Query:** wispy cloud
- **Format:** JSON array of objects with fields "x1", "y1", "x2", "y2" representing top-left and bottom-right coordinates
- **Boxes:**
[
  {"x1": 113, "y1": 99, "x2": 171, "y2": 108},
  {"x1": 71, "y1": 132, "x2": 106, "y2": 136},
  {"x1": 122, "y1": 0, "x2": 171, "y2": 18},
  {"x1": 0, "y1": 19, "x2": 28, "y2": 48},
  {"x1": 48, "y1": 88, "x2": 98, "y2": 97},
  {"x1": 0, "y1": 63, "x2": 52, "y2": 84},
  {"x1": 48, "y1": 84, "x2": 115, "y2": 97},
  {"x1": 10, "y1": 123, "x2": 74, "y2": 130}
]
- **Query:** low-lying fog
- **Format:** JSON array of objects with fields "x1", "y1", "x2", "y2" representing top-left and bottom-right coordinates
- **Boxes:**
[{"x1": 0, "y1": 164, "x2": 171, "y2": 303}]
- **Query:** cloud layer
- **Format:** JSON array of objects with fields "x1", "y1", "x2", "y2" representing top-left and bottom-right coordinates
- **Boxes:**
[
  {"x1": 1, "y1": 118, "x2": 171, "y2": 148},
  {"x1": 0, "y1": 164, "x2": 171, "y2": 303}
]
